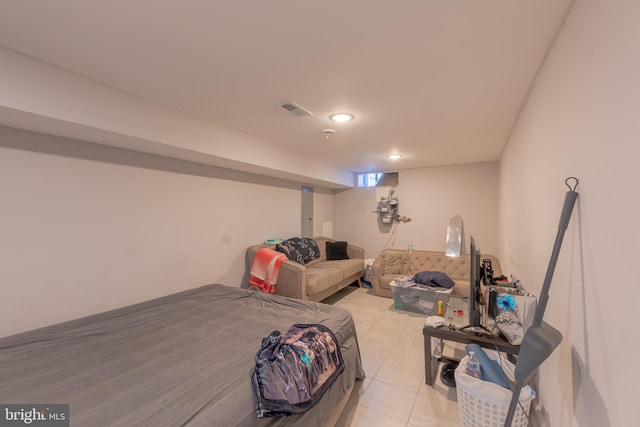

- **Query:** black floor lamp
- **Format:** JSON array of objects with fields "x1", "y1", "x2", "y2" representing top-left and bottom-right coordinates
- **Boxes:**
[{"x1": 504, "y1": 177, "x2": 579, "y2": 426}]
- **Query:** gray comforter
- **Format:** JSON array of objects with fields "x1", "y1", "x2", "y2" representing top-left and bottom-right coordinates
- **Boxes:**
[{"x1": 0, "y1": 284, "x2": 364, "y2": 426}]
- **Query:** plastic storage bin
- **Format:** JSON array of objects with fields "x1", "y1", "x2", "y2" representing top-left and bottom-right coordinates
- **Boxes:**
[
  {"x1": 390, "y1": 281, "x2": 451, "y2": 314},
  {"x1": 455, "y1": 350, "x2": 534, "y2": 427}
]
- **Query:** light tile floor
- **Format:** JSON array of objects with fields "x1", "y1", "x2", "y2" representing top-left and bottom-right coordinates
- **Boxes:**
[{"x1": 324, "y1": 286, "x2": 465, "y2": 427}]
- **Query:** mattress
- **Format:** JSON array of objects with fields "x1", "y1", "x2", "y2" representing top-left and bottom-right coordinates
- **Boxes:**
[{"x1": 0, "y1": 284, "x2": 365, "y2": 426}]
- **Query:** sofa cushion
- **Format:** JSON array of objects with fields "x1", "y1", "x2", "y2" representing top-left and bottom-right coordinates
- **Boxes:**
[
  {"x1": 306, "y1": 265, "x2": 344, "y2": 296},
  {"x1": 326, "y1": 241, "x2": 349, "y2": 260},
  {"x1": 382, "y1": 252, "x2": 410, "y2": 275},
  {"x1": 276, "y1": 237, "x2": 321, "y2": 265},
  {"x1": 322, "y1": 259, "x2": 362, "y2": 278}
]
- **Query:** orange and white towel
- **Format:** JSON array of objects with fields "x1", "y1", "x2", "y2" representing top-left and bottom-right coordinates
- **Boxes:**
[{"x1": 250, "y1": 248, "x2": 288, "y2": 293}]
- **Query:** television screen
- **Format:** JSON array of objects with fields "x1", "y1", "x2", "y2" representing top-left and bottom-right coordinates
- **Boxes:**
[{"x1": 467, "y1": 236, "x2": 482, "y2": 329}]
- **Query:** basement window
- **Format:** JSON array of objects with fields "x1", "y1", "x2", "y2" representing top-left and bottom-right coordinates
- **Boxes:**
[{"x1": 357, "y1": 172, "x2": 398, "y2": 187}]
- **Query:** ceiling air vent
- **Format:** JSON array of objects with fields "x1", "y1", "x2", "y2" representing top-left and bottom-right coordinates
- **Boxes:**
[{"x1": 280, "y1": 101, "x2": 313, "y2": 117}]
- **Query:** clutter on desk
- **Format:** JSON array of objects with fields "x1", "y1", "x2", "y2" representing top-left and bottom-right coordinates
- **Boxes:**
[
  {"x1": 485, "y1": 279, "x2": 537, "y2": 345},
  {"x1": 425, "y1": 316, "x2": 445, "y2": 328}
]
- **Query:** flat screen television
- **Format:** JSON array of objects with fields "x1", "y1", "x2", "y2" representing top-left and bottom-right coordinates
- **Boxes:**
[{"x1": 463, "y1": 236, "x2": 483, "y2": 331}]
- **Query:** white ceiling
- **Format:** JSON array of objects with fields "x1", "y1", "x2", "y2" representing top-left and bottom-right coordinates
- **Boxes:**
[{"x1": 0, "y1": 1, "x2": 572, "y2": 176}]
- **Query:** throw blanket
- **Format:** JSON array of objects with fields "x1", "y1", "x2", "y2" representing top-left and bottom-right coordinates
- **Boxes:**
[
  {"x1": 250, "y1": 248, "x2": 287, "y2": 293},
  {"x1": 252, "y1": 324, "x2": 344, "y2": 418}
]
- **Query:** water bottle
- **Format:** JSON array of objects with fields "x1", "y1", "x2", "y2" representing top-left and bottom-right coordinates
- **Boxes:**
[
  {"x1": 408, "y1": 243, "x2": 413, "y2": 253},
  {"x1": 431, "y1": 338, "x2": 442, "y2": 358},
  {"x1": 465, "y1": 351, "x2": 481, "y2": 379}
]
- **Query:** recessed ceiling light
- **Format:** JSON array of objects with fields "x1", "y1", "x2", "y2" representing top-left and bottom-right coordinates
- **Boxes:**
[
  {"x1": 329, "y1": 113, "x2": 354, "y2": 123},
  {"x1": 386, "y1": 154, "x2": 403, "y2": 160}
]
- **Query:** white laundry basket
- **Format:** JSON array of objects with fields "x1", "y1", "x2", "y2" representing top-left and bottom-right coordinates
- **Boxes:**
[{"x1": 455, "y1": 350, "x2": 534, "y2": 427}]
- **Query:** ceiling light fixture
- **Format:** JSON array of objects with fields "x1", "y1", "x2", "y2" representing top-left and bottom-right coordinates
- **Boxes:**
[
  {"x1": 329, "y1": 113, "x2": 354, "y2": 123},
  {"x1": 386, "y1": 154, "x2": 403, "y2": 160}
]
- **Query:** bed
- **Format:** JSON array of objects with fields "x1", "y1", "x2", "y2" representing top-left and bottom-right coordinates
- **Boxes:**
[{"x1": 0, "y1": 284, "x2": 365, "y2": 426}]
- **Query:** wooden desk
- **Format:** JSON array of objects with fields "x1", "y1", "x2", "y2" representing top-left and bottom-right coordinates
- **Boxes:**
[{"x1": 423, "y1": 294, "x2": 520, "y2": 385}]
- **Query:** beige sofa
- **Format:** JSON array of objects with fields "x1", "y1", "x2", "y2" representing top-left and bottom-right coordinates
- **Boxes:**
[
  {"x1": 247, "y1": 237, "x2": 364, "y2": 302},
  {"x1": 371, "y1": 249, "x2": 501, "y2": 298}
]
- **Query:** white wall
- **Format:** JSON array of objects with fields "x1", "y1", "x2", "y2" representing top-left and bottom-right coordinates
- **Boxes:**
[
  {"x1": 0, "y1": 126, "x2": 334, "y2": 338},
  {"x1": 499, "y1": 0, "x2": 639, "y2": 425},
  {"x1": 334, "y1": 163, "x2": 500, "y2": 260}
]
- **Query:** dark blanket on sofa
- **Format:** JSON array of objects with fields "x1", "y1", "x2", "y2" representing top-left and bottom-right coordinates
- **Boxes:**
[
  {"x1": 0, "y1": 284, "x2": 364, "y2": 427},
  {"x1": 275, "y1": 237, "x2": 321, "y2": 265}
]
